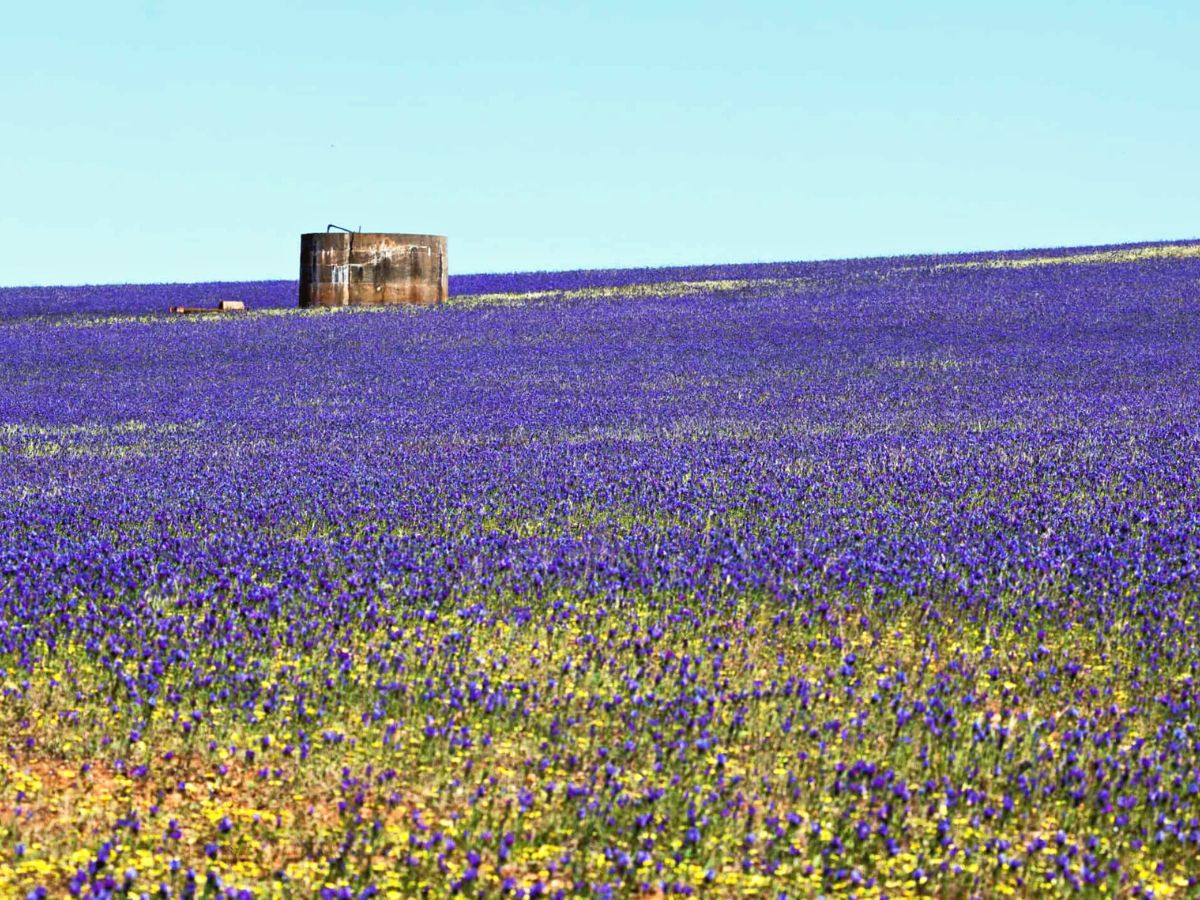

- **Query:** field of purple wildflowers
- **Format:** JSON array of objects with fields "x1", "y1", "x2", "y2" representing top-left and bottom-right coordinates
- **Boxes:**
[{"x1": 1, "y1": 241, "x2": 1200, "y2": 898}]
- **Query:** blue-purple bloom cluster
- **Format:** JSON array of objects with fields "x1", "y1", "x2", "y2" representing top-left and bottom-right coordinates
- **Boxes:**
[{"x1": 1, "y1": 241, "x2": 1199, "y2": 897}]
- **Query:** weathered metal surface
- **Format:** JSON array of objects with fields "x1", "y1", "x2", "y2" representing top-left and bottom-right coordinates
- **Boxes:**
[{"x1": 298, "y1": 233, "x2": 448, "y2": 308}]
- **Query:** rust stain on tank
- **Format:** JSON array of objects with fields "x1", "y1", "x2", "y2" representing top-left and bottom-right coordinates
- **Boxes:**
[{"x1": 299, "y1": 232, "x2": 448, "y2": 307}]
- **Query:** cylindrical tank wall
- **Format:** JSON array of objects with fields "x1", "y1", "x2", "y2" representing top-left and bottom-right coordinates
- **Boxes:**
[{"x1": 299, "y1": 233, "x2": 448, "y2": 307}]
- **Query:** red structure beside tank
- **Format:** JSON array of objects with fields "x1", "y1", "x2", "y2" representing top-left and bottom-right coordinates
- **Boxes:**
[{"x1": 299, "y1": 232, "x2": 448, "y2": 307}]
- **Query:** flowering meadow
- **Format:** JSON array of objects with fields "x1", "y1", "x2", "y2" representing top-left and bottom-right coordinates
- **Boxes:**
[{"x1": 2, "y1": 241, "x2": 1200, "y2": 898}]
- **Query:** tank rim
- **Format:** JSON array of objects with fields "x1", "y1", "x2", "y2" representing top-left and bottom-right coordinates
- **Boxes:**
[{"x1": 300, "y1": 232, "x2": 447, "y2": 241}]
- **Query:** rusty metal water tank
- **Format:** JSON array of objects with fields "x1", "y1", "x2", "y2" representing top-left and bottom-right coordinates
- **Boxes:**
[{"x1": 299, "y1": 229, "x2": 448, "y2": 307}]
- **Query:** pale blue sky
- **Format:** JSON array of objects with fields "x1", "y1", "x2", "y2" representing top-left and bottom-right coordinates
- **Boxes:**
[{"x1": 1, "y1": 1, "x2": 1197, "y2": 285}]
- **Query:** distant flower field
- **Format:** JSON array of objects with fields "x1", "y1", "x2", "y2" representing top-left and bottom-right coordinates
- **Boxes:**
[{"x1": 1, "y1": 241, "x2": 1200, "y2": 898}]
